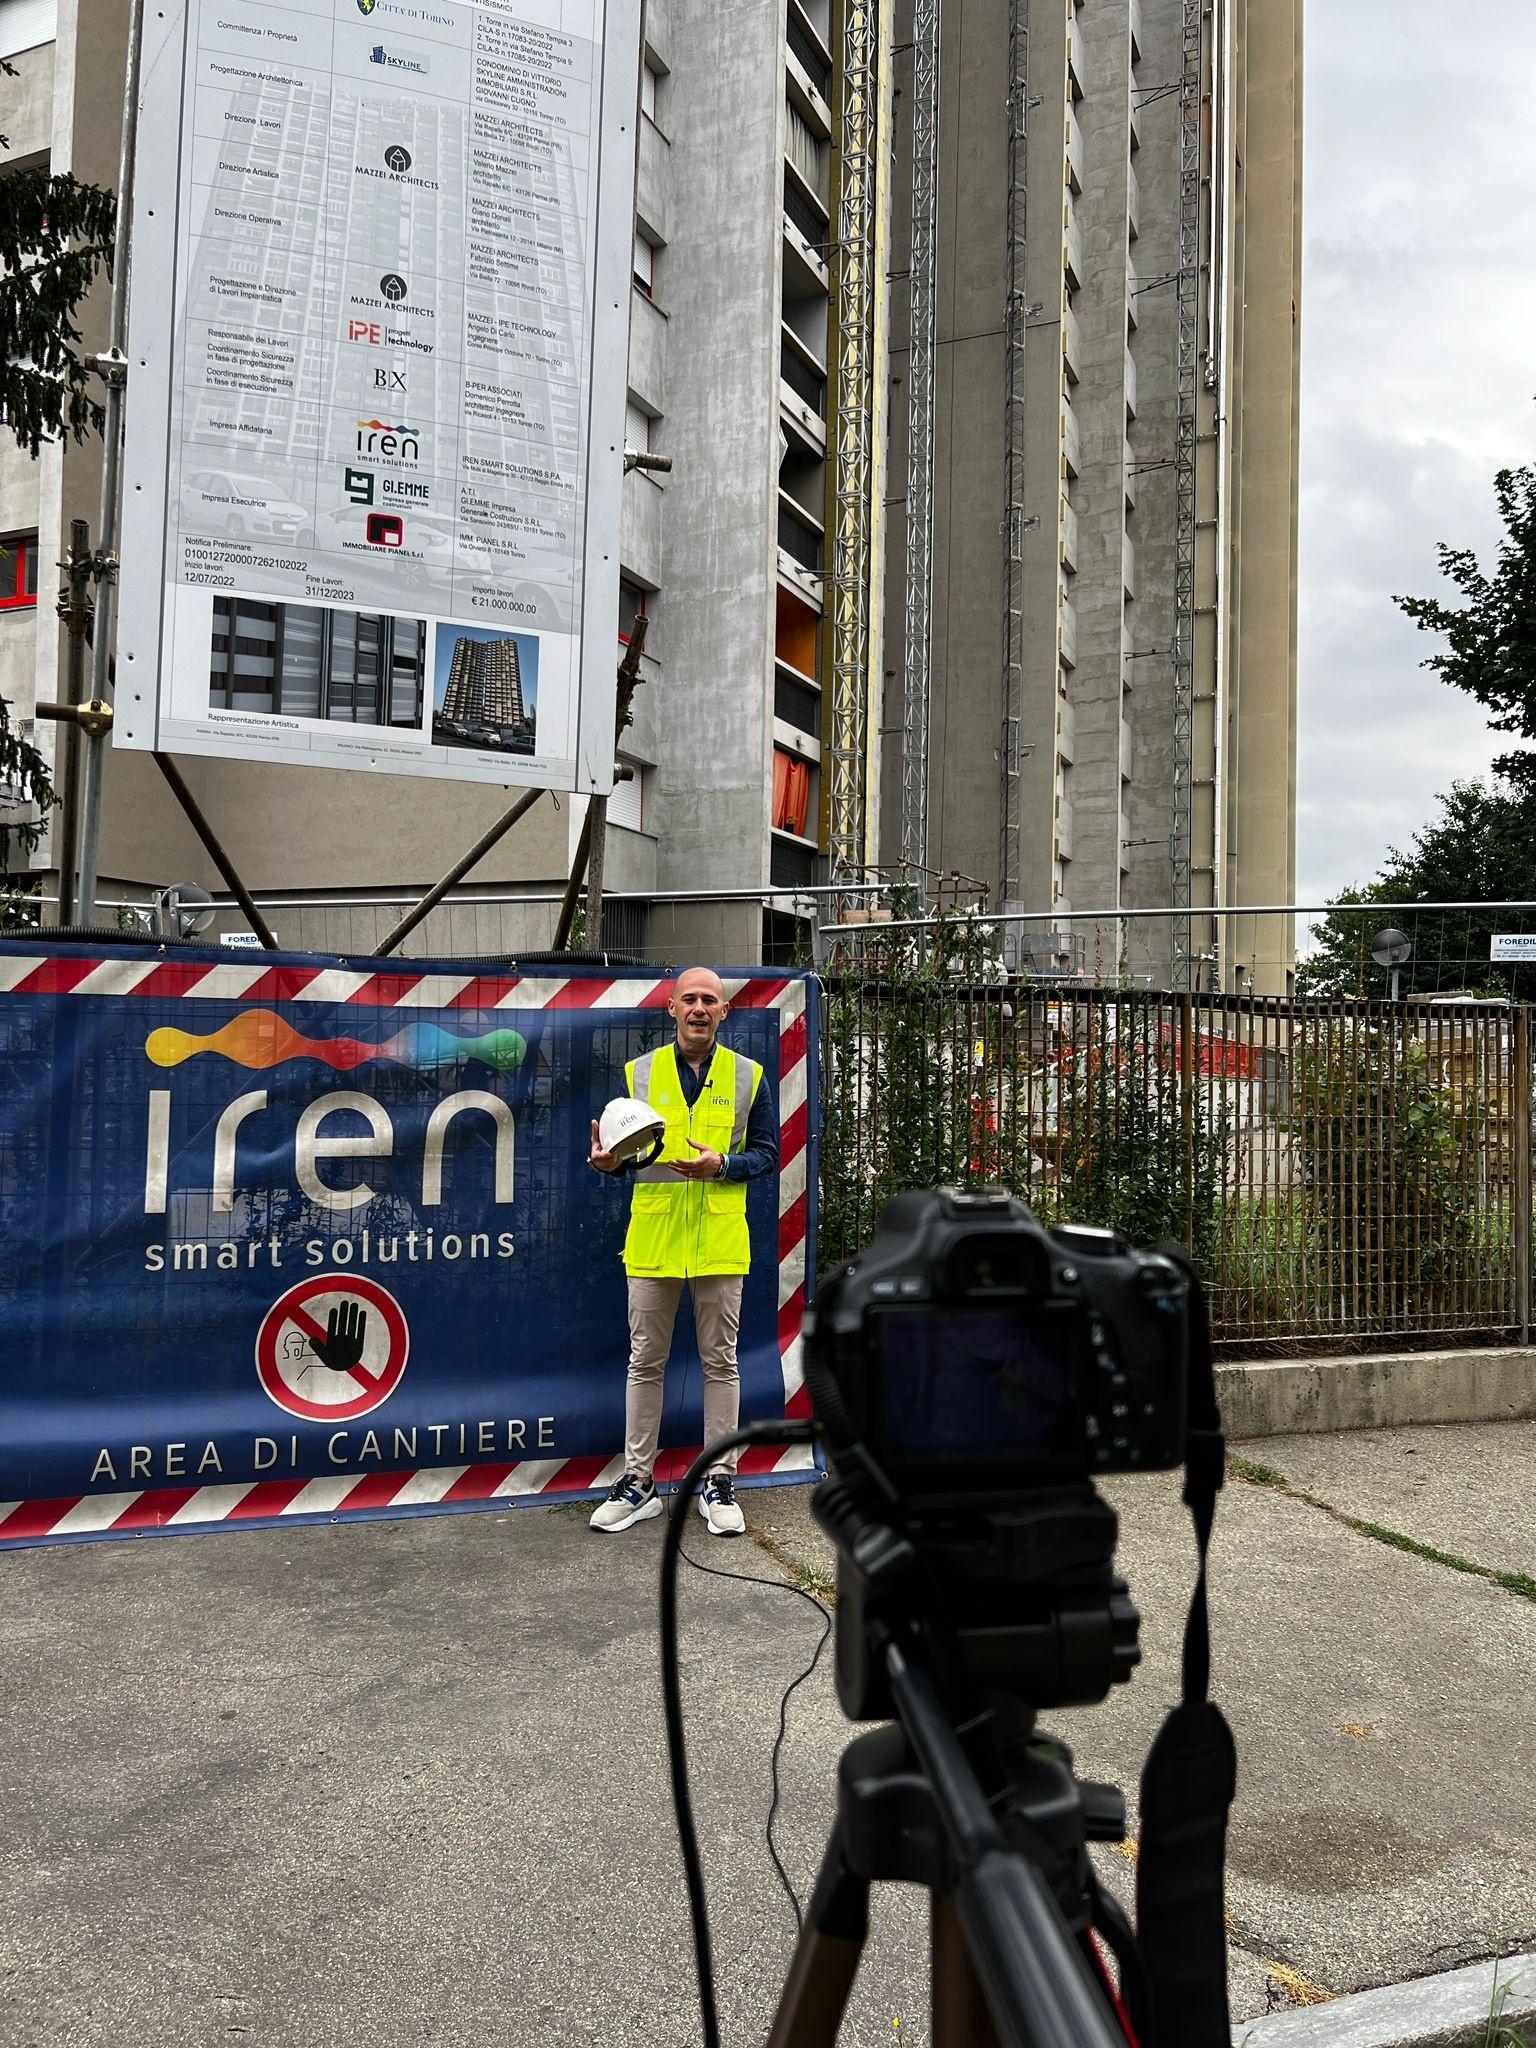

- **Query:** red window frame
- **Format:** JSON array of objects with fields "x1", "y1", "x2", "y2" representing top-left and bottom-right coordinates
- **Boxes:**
[{"x1": 0, "y1": 534, "x2": 38, "y2": 611}]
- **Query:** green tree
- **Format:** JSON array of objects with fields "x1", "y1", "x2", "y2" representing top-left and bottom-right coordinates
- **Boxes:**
[
  {"x1": 1396, "y1": 456, "x2": 1536, "y2": 793},
  {"x1": 0, "y1": 56, "x2": 117, "y2": 876},
  {"x1": 1298, "y1": 780, "x2": 1536, "y2": 999}
]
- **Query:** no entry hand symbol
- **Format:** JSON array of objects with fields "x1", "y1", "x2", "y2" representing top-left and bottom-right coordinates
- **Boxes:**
[{"x1": 255, "y1": 1276, "x2": 410, "y2": 1422}]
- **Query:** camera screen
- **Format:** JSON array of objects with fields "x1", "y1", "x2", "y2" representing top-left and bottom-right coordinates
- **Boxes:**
[{"x1": 875, "y1": 1308, "x2": 1079, "y2": 1463}]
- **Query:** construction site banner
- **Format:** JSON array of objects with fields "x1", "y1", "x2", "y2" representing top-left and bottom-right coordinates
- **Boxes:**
[
  {"x1": 0, "y1": 946, "x2": 817, "y2": 1547},
  {"x1": 117, "y1": 0, "x2": 640, "y2": 795}
]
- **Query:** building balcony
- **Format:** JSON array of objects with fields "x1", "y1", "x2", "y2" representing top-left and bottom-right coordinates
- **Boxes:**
[
  {"x1": 1125, "y1": 345, "x2": 1138, "y2": 421},
  {"x1": 636, "y1": 114, "x2": 669, "y2": 246},
  {"x1": 1128, "y1": 161, "x2": 1140, "y2": 242},
  {"x1": 1130, "y1": 0, "x2": 1144, "y2": 65},
  {"x1": 1122, "y1": 531, "x2": 1136, "y2": 599},
  {"x1": 1060, "y1": 497, "x2": 1079, "y2": 574},
  {"x1": 1125, "y1": 255, "x2": 1139, "y2": 330},
  {"x1": 1058, "y1": 692, "x2": 1076, "y2": 765},
  {"x1": 1067, "y1": 9, "x2": 1086, "y2": 99},
  {"x1": 1123, "y1": 436, "x2": 1137, "y2": 509},
  {"x1": 775, "y1": 656, "x2": 822, "y2": 741},
  {"x1": 1120, "y1": 716, "x2": 1135, "y2": 784},
  {"x1": 780, "y1": 326, "x2": 828, "y2": 452},
  {"x1": 627, "y1": 289, "x2": 667, "y2": 413},
  {"x1": 1061, "y1": 397, "x2": 1081, "y2": 481},
  {"x1": 778, "y1": 495, "x2": 825, "y2": 607},
  {"x1": 1065, "y1": 104, "x2": 1085, "y2": 195},
  {"x1": 1062, "y1": 301, "x2": 1082, "y2": 386},
  {"x1": 1059, "y1": 592, "x2": 1078, "y2": 671},
  {"x1": 786, "y1": 0, "x2": 833, "y2": 102},
  {"x1": 1064, "y1": 205, "x2": 1084, "y2": 293},
  {"x1": 1055, "y1": 804, "x2": 1073, "y2": 862}
]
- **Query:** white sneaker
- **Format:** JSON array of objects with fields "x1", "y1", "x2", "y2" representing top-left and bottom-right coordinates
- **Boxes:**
[
  {"x1": 589, "y1": 1474, "x2": 662, "y2": 1533},
  {"x1": 699, "y1": 1473, "x2": 745, "y2": 1537}
]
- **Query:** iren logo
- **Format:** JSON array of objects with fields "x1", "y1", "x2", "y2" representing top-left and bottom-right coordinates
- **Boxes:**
[{"x1": 356, "y1": 418, "x2": 420, "y2": 460}]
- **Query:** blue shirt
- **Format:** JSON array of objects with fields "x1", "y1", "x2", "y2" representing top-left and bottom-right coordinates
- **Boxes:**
[{"x1": 675, "y1": 1043, "x2": 779, "y2": 1183}]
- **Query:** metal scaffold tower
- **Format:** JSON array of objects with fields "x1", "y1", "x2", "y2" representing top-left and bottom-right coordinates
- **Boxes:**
[
  {"x1": 829, "y1": 0, "x2": 879, "y2": 884},
  {"x1": 997, "y1": 0, "x2": 1030, "y2": 909},
  {"x1": 899, "y1": 0, "x2": 941, "y2": 884},
  {"x1": 1170, "y1": 0, "x2": 1202, "y2": 986}
]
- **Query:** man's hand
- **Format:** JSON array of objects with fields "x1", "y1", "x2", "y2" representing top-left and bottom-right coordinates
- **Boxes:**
[
  {"x1": 590, "y1": 1118, "x2": 621, "y2": 1173},
  {"x1": 668, "y1": 1137, "x2": 724, "y2": 1180}
]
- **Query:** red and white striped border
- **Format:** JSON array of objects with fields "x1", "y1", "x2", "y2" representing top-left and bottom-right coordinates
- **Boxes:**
[{"x1": 0, "y1": 955, "x2": 816, "y2": 1545}]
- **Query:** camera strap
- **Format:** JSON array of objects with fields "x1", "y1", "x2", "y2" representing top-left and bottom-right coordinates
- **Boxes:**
[{"x1": 1133, "y1": 1249, "x2": 1236, "y2": 2048}]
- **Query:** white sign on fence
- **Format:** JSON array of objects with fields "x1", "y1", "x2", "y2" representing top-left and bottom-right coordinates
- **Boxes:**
[
  {"x1": 1489, "y1": 935, "x2": 1536, "y2": 961},
  {"x1": 118, "y1": 0, "x2": 640, "y2": 795}
]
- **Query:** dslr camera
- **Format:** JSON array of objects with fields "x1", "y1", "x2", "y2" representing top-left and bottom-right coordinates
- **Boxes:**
[{"x1": 802, "y1": 1186, "x2": 1191, "y2": 1720}]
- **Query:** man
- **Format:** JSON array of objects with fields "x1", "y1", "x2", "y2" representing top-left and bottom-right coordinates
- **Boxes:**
[{"x1": 587, "y1": 966, "x2": 779, "y2": 1537}]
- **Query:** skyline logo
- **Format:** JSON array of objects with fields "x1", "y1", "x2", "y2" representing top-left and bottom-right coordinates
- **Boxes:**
[
  {"x1": 369, "y1": 44, "x2": 430, "y2": 77},
  {"x1": 356, "y1": 418, "x2": 420, "y2": 461}
]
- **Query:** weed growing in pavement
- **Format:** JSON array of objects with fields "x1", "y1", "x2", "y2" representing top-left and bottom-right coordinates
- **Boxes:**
[
  {"x1": 1225, "y1": 1458, "x2": 1536, "y2": 1605},
  {"x1": 1483, "y1": 1931, "x2": 1536, "y2": 2048}
]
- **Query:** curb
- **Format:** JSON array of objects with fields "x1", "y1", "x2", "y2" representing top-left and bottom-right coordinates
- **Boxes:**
[
  {"x1": 1217, "y1": 1347, "x2": 1536, "y2": 1440},
  {"x1": 1232, "y1": 1953, "x2": 1536, "y2": 2048}
]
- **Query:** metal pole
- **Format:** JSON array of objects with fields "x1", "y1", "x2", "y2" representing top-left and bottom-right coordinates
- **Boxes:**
[
  {"x1": 151, "y1": 754, "x2": 280, "y2": 949},
  {"x1": 579, "y1": 615, "x2": 648, "y2": 953},
  {"x1": 374, "y1": 785, "x2": 549, "y2": 957},
  {"x1": 54, "y1": 519, "x2": 94, "y2": 925},
  {"x1": 552, "y1": 804, "x2": 595, "y2": 951},
  {"x1": 76, "y1": 0, "x2": 145, "y2": 921},
  {"x1": 1514, "y1": 1006, "x2": 1531, "y2": 1346}
]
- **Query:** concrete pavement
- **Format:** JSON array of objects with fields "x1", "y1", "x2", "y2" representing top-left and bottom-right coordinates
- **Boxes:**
[{"x1": 0, "y1": 1421, "x2": 1530, "y2": 2045}]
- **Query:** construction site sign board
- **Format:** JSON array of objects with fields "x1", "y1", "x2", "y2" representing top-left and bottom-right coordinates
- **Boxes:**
[
  {"x1": 118, "y1": 0, "x2": 640, "y2": 795},
  {"x1": 1490, "y1": 936, "x2": 1536, "y2": 961}
]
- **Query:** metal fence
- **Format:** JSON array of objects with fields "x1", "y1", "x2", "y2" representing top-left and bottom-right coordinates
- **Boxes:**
[{"x1": 817, "y1": 979, "x2": 1532, "y2": 1354}]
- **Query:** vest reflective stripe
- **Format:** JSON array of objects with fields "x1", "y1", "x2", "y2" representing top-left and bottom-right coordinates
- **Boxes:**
[{"x1": 621, "y1": 1042, "x2": 763, "y2": 1277}]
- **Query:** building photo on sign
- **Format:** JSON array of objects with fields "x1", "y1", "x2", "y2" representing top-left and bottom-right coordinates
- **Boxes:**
[{"x1": 432, "y1": 624, "x2": 539, "y2": 756}]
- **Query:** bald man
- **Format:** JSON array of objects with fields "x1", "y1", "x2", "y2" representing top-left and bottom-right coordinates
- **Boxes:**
[{"x1": 587, "y1": 967, "x2": 779, "y2": 1536}]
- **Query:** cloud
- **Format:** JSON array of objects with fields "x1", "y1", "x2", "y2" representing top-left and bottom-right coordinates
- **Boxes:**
[{"x1": 1299, "y1": 0, "x2": 1536, "y2": 899}]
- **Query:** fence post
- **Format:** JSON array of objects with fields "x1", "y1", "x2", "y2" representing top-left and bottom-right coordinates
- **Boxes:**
[
  {"x1": 1180, "y1": 990, "x2": 1196, "y2": 1252},
  {"x1": 1514, "y1": 1007, "x2": 1532, "y2": 1345}
]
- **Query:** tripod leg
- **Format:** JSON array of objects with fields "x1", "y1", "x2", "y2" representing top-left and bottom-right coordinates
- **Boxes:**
[
  {"x1": 931, "y1": 1894, "x2": 1002, "y2": 2048},
  {"x1": 765, "y1": 1828, "x2": 870, "y2": 2048}
]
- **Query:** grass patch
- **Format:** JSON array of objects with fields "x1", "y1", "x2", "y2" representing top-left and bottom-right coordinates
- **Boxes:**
[
  {"x1": 1226, "y1": 1462, "x2": 1536, "y2": 1606},
  {"x1": 748, "y1": 1526, "x2": 837, "y2": 1607}
]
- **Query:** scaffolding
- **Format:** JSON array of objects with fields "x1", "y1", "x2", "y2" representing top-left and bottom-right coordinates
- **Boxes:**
[
  {"x1": 829, "y1": 0, "x2": 880, "y2": 883},
  {"x1": 898, "y1": 0, "x2": 941, "y2": 884},
  {"x1": 1170, "y1": 0, "x2": 1203, "y2": 987},
  {"x1": 997, "y1": 0, "x2": 1030, "y2": 910}
]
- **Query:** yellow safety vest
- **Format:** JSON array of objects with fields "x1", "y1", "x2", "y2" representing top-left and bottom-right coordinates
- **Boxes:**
[{"x1": 622, "y1": 1042, "x2": 763, "y2": 1278}]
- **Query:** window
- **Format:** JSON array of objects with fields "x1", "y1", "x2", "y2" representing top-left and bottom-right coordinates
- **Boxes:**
[
  {"x1": 0, "y1": 534, "x2": 39, "y2": 611},
  {"x1": 786, "y1": 101, "x2": 826, "y2": 200},
  {"x1": 641, "y1": 60, "x2": 660, "y2": 123},
  {"x1": 633, "y1": 228, "x2": 655, "y2": 297},
  {"x1": 618, "y1": 577, "x2": 648, "y2": 644},
  {"x1": 625, "y1": 400, "x2": 651, "y2": 456}
]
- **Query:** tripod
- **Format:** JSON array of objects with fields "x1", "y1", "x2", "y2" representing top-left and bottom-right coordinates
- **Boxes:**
[{"x1": 764, "y1": 1642, "x2": 1134, "y2": 2048}]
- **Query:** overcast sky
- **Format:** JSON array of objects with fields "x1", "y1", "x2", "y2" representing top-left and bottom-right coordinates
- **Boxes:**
[{"x1": 1297, "y1": 0, "x2": 1536, "y2": 901}]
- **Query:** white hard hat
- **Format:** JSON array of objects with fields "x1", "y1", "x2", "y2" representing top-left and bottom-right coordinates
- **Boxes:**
[{"x1": 599, "y1": 1095, "x2": 667, "y2": 1167}]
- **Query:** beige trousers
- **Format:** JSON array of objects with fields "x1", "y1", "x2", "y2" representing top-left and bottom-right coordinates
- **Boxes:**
[{"x1": 624, "y1": 1274, "x2": 744, "y2": 1481}]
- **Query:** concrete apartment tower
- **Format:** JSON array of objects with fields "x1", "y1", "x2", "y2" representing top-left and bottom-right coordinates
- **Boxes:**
[
  {"x1": 880, "y1": 0, "x2": 1302, "y2": 992},
  {"x1": 0, "y1": 0, "x2": 860, "y2": 965}
]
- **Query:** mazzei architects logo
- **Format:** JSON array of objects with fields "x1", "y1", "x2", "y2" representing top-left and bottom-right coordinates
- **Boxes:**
[{"x1": 356, "y1": 145, "x2": 440, "y2": 192}]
